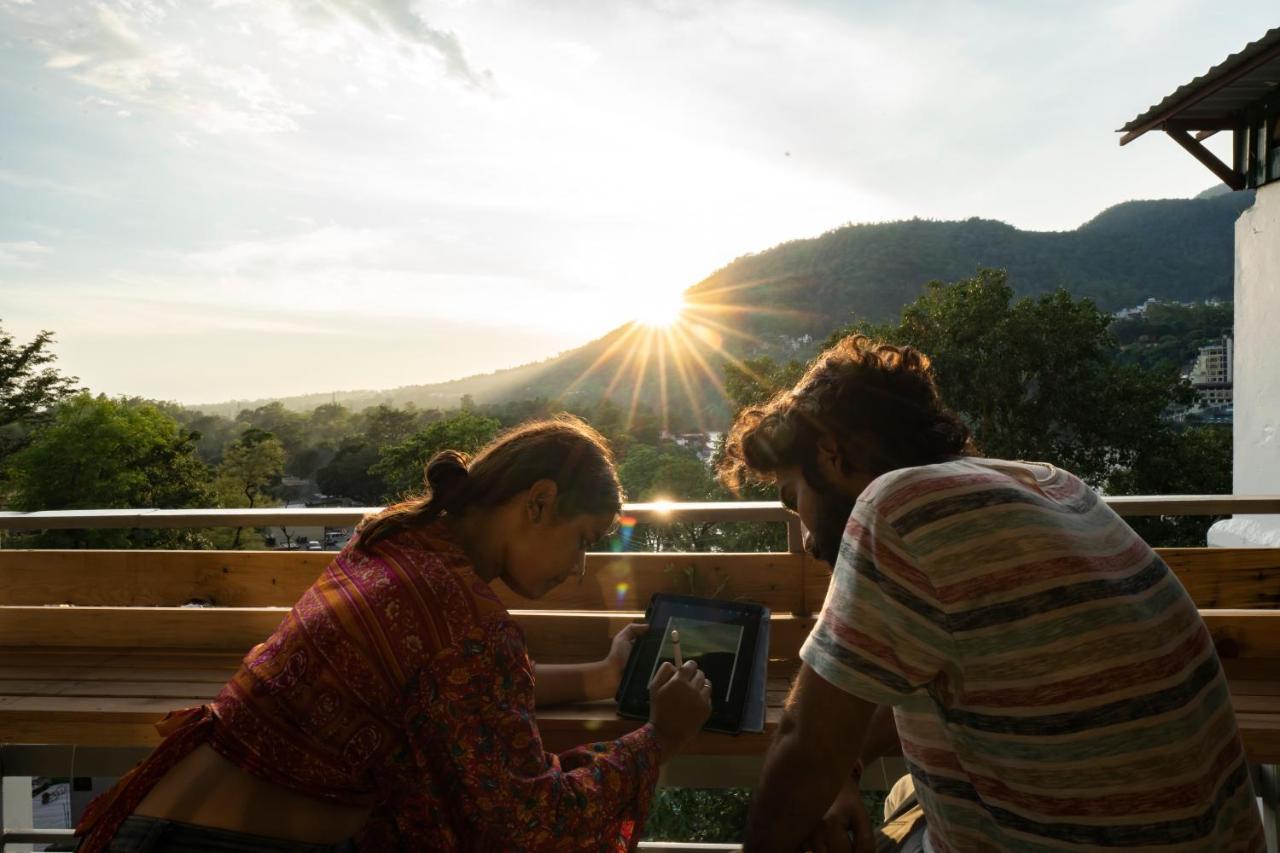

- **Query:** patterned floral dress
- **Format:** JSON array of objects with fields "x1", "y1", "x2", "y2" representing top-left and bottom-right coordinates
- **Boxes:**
[{"x1": 75, "y1": 522, "x2": 661, "y2": 851}]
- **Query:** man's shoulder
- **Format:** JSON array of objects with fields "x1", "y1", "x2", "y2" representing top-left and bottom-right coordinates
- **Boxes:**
[{"x1": 861, "y1": 457, "x2": 989, "y2": 507}]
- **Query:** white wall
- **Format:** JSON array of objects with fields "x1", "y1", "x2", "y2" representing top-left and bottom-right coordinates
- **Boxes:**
[{"x1": 1210, "y1": 183, "x2": 1280, "y2": 546}]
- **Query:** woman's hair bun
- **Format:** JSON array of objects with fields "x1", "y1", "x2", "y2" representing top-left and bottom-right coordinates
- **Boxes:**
[{"x1": 425, "y1": 450, "x2": 470, "y2": 505}]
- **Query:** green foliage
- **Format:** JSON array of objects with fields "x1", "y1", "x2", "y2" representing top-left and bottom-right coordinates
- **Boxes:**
[
  {"x1": 214, "y1": 428, "x2": 285, "y2": 510},
  {"x1": 731, "y1": 269, "x2": 1225, "y2": 546},
  {"x1": 235, "y1": 402, "x2": 306, "y2": 456},
  {"x1": 371, "y1": 411, "x2": 502, "y2": 500},
  {"x1": 316, "y1": 439, "x2": 385, "y2": 505},
  {"x1": 0, "y1": 323, "x2": 81, "y2": 493},
  {"x1": 644, "y1": 788, "x2": 752, "y2": 842},
  {"x1": 643, "y1": 788, "x2": 889, "y2": 842},
  {"x1": 722, "y1": 356, "x2": 806, "y2": 412},
  {"x1": 1112, "y1": 300, "x2": 1234, "y2": 372},
  {"x1": 1109, "y1": 425, "x2": 1232, "y2": 547},
  {"x1": 5, "y1": 394, "x2": 212, "y2": 547},
  {"x1": 836, "y1": 269, "x2": 1194, "y2": 489}
]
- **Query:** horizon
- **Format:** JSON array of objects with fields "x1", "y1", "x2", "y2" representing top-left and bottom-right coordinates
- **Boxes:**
[{"x1": 1, "y1": 1, "x2": 1268, "y2": 405}]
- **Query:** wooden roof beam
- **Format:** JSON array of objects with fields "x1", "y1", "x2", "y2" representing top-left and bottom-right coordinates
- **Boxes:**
[{"x1": 1166, "y1": 127, "x2": 1246, "y2": 190}]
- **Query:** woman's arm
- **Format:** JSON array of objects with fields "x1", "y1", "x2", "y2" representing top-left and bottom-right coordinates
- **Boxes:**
[
  {"x1": 404, "y1": 622, "x2": 662, "y2": 851},
  {"x1": 533, "y1": 661, "x2": 619, "y2": 705},
  {"x1": 533, "y1": 622, "x2": 648, "y2": 707}
]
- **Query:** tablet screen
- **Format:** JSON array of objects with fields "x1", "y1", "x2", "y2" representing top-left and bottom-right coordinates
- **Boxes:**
[
  {"x1": 648, "y1": 616, "x2": 744, "y2": 703},
  {"x1": 616, "y1": 593, "x2": 766, "y2": 733}
]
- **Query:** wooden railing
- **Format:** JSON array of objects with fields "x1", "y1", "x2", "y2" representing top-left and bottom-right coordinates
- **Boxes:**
[{"x1": 2, "y1": 498, "x2": 1279, "y2": 849}]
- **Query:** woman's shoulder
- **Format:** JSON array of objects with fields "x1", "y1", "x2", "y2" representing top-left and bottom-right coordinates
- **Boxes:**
[{"x1": 329, "y1": 524, "x2": 510, "y2": 646}]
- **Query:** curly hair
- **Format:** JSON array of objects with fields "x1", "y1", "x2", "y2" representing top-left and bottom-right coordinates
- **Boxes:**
[{"x1": 718, "y1": 335, "x2": 975, "y2": 492}]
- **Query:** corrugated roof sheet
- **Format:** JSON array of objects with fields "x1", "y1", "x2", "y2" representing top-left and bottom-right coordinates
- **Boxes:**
[{"x1": 1120, "y1": 27, "x2": 1280, "y2": 142}]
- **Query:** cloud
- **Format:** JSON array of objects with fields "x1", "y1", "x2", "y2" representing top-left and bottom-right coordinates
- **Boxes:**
[
  {"x1": 0, "y1": 168, "x2": 109, "y2": 200},
  {"x1": 180, "y1": 225, "x2": 394, "y2": 272},
  {"x1": 0, "y1": 240, "x2": 52, "y2": 267},
  {"x1": 315, "y1": 0, "x2": 493, "y2": 89}
]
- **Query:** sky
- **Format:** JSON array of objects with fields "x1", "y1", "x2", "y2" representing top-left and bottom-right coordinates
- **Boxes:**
[{"x1": 0, "y1": 0, "x2": 1270, "y2": 405}]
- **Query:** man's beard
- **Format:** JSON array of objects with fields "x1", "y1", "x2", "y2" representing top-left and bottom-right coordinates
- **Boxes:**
[{"x1": 803, "y1": 464, "x2": 858, "y2": 568}]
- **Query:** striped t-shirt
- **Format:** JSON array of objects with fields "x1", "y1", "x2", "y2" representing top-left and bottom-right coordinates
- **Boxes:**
[{"x1": 800, "y1": 458, "x2": 1263, "y2": 852}]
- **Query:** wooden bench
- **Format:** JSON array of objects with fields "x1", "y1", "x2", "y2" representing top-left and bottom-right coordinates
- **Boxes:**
[{"x1": 0, "y1": 547, "x2": 1278, "y2": 762}]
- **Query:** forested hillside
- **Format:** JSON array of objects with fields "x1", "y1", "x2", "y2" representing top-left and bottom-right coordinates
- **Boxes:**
[{"x1": 196, "y1": 190, "x2": 1253, "y2": 428}]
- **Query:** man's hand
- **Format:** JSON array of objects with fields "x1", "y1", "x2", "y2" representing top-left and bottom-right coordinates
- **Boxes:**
[
  {"x1": 805, "y1": 776, "x2": 873, "y2": 853},
  {"x1": 742, "y1": 665, "x2": 876, "y2": 852}
]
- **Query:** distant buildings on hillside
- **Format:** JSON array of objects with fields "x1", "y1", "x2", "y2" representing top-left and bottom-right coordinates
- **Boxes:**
[
  {"x1": 661, "y1": 431, "x2": 724, "y2": 463},
  {"x1": 1186, "y1": 335, "x2": 1233, "y2": 408},
  {"x1": 1111, "y1": 296, "x2": 1228, "y2": 319}
]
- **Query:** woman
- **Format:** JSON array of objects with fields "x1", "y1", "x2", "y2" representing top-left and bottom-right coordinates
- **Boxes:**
[{"x1": 76, "y1": 416, "x2": 712, "y2": 852}]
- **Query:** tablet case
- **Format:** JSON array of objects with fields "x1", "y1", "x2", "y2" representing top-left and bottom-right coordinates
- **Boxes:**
[{"x1": 615, "y1": 593, "x2": 771, "y2": 734}]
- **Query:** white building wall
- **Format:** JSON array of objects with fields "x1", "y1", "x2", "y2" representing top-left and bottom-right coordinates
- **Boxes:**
[{"x1": 1210, "y1": 183, "x2": 1280, "y2": 546}]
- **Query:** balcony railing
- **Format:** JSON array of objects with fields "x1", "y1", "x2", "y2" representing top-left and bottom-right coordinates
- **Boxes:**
[{"x1": 2, "y1": 494, "x2": 1280, "y2": 845}]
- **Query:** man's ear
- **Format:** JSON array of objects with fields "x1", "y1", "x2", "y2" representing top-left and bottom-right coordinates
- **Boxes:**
[
  {"x1": 525, "y1": 479, "x2": 559, "y2": 524},
  {"x1": 815, "y1": 433, "x2": 845, "y2": 482}
]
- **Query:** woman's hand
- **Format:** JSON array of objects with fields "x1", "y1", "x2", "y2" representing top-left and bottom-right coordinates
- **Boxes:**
[
  {"x1": 603, "y1": 622, "x2": 648, "y2": 691},
  {"x1": 648, "y1": 660, "x2": 713, "y2": 760},
  {"x1": 805, "y1": 775, "x2": 873, "y2": 853}
]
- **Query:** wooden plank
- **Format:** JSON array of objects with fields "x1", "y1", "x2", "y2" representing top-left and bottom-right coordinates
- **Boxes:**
[
  {"x1": 0, "y1": 551, "x2": 805, "y2": 614},
  {"x1": 0, "y1": 550, "x2": 329, "y2": 608},
  {"x1": 0, "y1": 606, "x2": 816, "y2": 664},
  {"x1": 4, "y1": 495, "x2": 1278, "y2": 533},
  {"x1": 0, "y1": 680, "x2": 226, "y2": 699},
  {"x1": 1, "y1": 682, "x2": 1276, "y2": 761},
  {"x1": 0, "y1": 606, "x2": 288, "y2": 652},
  {"x1": 1203, "y1": 609, "x2": 1280, "y2": 662},
  {"x1": 3, "y1": 605, "x2": 1272, "y2": 667},
  {"x1": 1161, "y1": 549, "x2": 1280, "y2": 608},
  {"x1": 803, "y1": 549, "x2": 1280, "y2": 613},
  {"x1": 0, "y1": 502, "x2": 792, "y2": 532}
]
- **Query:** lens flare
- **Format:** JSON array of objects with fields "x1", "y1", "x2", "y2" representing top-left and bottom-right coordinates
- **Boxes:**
[
  {"x1": 614, "y1": 581, "x2": 630, "y2": 607},
  {"x1": 556, "y1": 286, "x2": 816, "y2": 444},
  {"x1": 635, "y1": 293, "x2": 686, "y2": 328}
]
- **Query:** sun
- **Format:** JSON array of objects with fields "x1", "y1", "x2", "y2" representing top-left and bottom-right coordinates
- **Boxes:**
[{"x1": 634, "y1": 292, "x2": 687, "y2": 328}]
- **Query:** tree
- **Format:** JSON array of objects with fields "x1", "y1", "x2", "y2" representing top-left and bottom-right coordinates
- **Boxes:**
[
  {"x1": 0, "y1": 323, "x2": 81, "y2": 491},
  {"x1": 829, "y1": 269, "x2": 1194, "y2": 492},
  {"x1": 722, "y1": 356, "x2": 805, "y2": 412},
  {"x1": 360, "y1": 404, "x2": 422, "y2": 448},
  {"x1": 720, "y1": 269, "x2": 1223, "y2": 546},
  {"x1": 371, "y1": 411, "x2": 501, "y2": 500},
  {"x1": 235, "y1": 402, "x2": 305, "y2": 455},
  {"x1": 316, "y1": 439, "x2": 385, "y2": 505},
  {"x1": 5, "y1": 394, "x2": 212, "y2": 547},
  {"x1": 215, "y1": 428, "x2": 285, "y2": 509},
  {"x1": 832, "y1": 269, "x2": 1228, "y2": 544},
  {"x1": 215, "y1": 428, "x2": 286, "y2": 548}
]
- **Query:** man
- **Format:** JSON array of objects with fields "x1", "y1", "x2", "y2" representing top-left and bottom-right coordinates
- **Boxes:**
[{"x1": 720, "y1": 335, "x2": 1263, "y2": 852}]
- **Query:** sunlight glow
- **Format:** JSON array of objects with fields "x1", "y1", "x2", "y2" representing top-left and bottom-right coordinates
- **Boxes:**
[
  {"x1": 556, "y1": 290, "x2": 816, "y2": 442},
  {"x1": 634, "y1": 293, "x2": 687, "y2": 328}
]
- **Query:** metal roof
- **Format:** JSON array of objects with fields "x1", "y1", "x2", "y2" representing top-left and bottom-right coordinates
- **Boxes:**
[{"x1": 1120, "y1": 27, "x2": 1280, "y2": 145}]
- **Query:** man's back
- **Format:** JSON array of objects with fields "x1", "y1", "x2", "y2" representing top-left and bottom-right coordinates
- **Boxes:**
[{"x1": 800, "y1": 457, "x2": 1263, "y2": 851}]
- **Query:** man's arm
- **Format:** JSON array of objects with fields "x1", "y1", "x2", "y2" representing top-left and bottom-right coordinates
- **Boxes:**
[{"x1": 743, "y1": 663, "x2": 877, "y2": 852}]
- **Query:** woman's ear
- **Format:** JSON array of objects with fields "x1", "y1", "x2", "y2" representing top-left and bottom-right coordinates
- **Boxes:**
[{"x1": 525, "y1": 479, "x2": 559, "y2": 524}]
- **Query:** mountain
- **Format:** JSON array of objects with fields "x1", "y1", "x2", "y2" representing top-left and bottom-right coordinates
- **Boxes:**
[{"x1": 194, "y1": 190, "x2": 1254, "y2": 425}]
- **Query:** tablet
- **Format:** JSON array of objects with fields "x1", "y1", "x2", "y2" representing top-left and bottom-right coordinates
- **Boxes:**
[{"x1": 615, "y1": 593, "x2": 768, "y2": 734}]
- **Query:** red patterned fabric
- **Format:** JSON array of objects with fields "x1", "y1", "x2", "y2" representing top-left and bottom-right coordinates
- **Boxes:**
[{"x1": 75, "y1": 522, "x2": 661, "y2": 851}]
